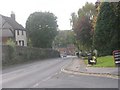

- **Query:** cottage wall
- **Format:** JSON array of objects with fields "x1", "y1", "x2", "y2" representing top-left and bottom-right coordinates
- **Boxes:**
[{"x1": 15, "y1": 30, "x2": 27, "y2": 46}]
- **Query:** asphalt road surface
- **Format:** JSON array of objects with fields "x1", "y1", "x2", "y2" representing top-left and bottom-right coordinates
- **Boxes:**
[{"x1": 1, "y1": 56, "x2": 119, "y2": 88}]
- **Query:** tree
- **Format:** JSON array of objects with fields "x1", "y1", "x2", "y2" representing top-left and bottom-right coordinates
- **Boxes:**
[
  {"x1": 94, "y1": 2, "x2": 120, "y2": 56},
  {"x1": 70, "y1": 13, "x2": 78, "y2": 30},
  {"x1": 26, "y1": 12, "x2": 58, "y2": 48},
  {"x1": 53, "y1": 30, "x2": 75, "y2": 48},
  {"x1": 71, "y1": 2, "x2": 95, "y2": 51},
  {"x1": 110, "y1": 2, "x2": 120, "y2": 51},
  {"x1": 78, "y1": 2, "x2": 95, "y2": 18}
]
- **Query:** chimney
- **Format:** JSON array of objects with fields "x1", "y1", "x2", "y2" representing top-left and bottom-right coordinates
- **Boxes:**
[{"x1": 11, "y1": 11, "x2": 15, "y2": 20}]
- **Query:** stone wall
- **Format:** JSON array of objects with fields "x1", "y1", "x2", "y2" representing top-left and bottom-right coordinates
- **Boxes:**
[{"x1": 2, "y1": 45, "x2": 60, "y2": 66}]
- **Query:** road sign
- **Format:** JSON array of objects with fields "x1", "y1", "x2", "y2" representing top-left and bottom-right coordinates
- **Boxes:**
[{"x1": 113, "y1": 50, "x2": 120, "y2": 66}]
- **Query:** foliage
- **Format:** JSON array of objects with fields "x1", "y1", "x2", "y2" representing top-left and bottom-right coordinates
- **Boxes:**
[
  {"x1": 78, "y1": 2, "x2": 95, "y2": 18},
  {"x1": 94, "y1": 2, "x2": 120, "y2": 56},
  {"x1": 70, "y1": 13, "x2": 78, "y2": 30},
  {"x1": 27, "y1": 38, "x2": 32, "y2": 47},
  {"x1": 110, "y1": 2, "x2": 120, "y2": 51},
  {"x1": 76, "y1": 16, "x2": 93, "y2": 50},
  {"x1": 5, "y1": 39, "x2": 16, "y2": 60},
  {"x1": 26, "y1": 12, "x2": 58, "y2": 48},
  {"x1": 3, "y1": 46, "x2": 60, "y2": 67},
  {"x1": 53, "y1": 30, "x2": 75, "y2": 48},
  {"x1": 6, "y1": 38, "x2": 15, "y2": 47},
  {"x1": 71, "y1": 2, "x2": 95, "y2": 51}
]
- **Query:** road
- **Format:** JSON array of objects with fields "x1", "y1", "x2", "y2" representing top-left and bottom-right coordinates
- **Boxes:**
[{"x1": 1, "y1": 56, "x2": 118, "y2": 88}]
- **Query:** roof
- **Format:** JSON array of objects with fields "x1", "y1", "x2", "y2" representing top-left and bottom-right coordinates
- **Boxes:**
[
  {"x1": 2, "y1": 29, "x2": 13, "y2": 37},
  {"x1": 1, "y1": 15, "x2": 25, "y2": 30}
]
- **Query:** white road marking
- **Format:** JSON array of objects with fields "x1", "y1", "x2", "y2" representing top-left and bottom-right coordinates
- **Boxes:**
[{"x1": 32, "y1": 71, "x2": 61, "y2": 88}]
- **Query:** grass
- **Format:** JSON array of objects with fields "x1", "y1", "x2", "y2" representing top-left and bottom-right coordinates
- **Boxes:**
[{"x1": 84, "y1": 56, "x2": 116, "y2": 67}]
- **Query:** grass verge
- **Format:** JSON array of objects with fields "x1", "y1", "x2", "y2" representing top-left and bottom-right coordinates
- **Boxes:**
[{"x1": 84, "y1": 56, "x2": 116, "y2": 67}]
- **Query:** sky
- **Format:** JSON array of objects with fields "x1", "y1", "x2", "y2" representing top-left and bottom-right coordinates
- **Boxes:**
[{"x1": 0, "y1": 0, "x2": 97, "y2": 30}]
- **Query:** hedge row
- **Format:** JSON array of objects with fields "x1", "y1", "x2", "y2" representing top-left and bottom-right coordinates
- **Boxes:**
[{"x1": 2, "y1": 45, "x2": 60, "y2": 67}]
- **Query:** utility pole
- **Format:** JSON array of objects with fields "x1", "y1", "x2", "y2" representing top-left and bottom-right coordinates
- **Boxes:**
[{"x1": 0, "y1": 15, "x2": 2, "y2": 90}]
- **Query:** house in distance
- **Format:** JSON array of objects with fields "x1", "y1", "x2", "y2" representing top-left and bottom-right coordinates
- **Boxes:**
[{"x1": 0, "y1": 12, "x2": 27, "y2": 46}]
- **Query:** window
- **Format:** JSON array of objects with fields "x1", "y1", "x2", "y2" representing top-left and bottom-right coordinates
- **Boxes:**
[
  {"x1": 22, "y1": 31, "x2": 24, "y2": 35},
  {"x1": 17, "y1": 30, "x2": 19, "y2": 35}
]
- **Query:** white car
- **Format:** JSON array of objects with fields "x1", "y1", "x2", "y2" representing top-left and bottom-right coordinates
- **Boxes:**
[{"x1": 60, "y1": 53, "x2": 67, "y2": 58}]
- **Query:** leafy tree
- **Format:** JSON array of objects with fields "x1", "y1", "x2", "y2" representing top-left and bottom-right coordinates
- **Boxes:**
[
  {"x1": 71, "y1": 2, "x2": 95, "y2": 51},
  {"x1": 77, "y1": 16, "x2": 93, "y2": 50},
  {"x1": 110, "y1": 2, "x2": 120, "y2": 51},
  {"x1": 94, "y1": 2, "x2": 120, "y2": 56},
  {"x1": 53, "y1": 30, "x2": 75, "y2": 48},
  {"x1": 70, "y1": 13, "x2": 78, "y2": 31},
  {"x1": 91, "y1": 1, "x2": 101, "y2": 51},
  {"x1": 6, "y1": 38, "x2": 15, "y2": 47},
  {"x1": 78, "y1": 2, "x2": 95, "y2": 18},
  {"x1": 26, "y1": 12, "x2": 58, "y2": 48}
]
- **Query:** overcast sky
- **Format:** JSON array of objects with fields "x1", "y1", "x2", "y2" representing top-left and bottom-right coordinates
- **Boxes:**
[{"x1": 0, "y1": 0, "x2": 96, "y2": 30}]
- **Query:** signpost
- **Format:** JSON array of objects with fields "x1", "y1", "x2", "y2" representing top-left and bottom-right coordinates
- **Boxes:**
[{"x1": 113, "y1": 50, "x2": 120, "y2": 67}]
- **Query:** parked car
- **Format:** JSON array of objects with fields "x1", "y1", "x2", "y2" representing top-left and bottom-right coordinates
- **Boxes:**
[{"x1": 60, "y1": 53, "x2": 67, "y2": 57}]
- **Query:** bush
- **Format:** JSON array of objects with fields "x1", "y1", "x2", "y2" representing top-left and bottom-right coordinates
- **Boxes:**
[{"x1": 2, "y1": 45, "x2": 60, "y2": 67}]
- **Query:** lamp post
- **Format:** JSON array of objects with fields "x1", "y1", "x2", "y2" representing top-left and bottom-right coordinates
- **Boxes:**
[
  {"x1": 0, "y1": 15, "x2": 2, "y2": 90},
  {"x1": 0, "y1": 15, "x2": 2, "y2": 46}
]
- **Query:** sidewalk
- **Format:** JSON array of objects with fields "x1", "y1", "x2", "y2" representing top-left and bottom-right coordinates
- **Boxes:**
[{"x1": 63, "y1": 57, "x2": 120, "y2": 78}]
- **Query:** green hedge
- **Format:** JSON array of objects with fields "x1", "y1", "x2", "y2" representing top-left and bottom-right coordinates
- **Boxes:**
[{"x1": 2, "y1": 45, "x2": 60, "y2": 67}]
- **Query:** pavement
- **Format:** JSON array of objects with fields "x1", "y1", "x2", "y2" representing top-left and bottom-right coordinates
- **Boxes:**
[
  {"x1": 2, "y1": 57, "x2": 119, "y2": 88},
  {"x1": 62, "y1": 57, "x2": 120, "y2": 79}
]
